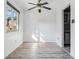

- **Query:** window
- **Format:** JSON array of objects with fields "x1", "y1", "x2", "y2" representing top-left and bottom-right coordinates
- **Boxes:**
[{"x1": 6, "y1": 2, "x2": 20, "y2": 32}]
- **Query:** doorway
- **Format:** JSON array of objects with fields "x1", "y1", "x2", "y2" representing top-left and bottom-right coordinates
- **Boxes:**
[{"x1": 63, "y1": 5, "x2": 71, "y2": 53}]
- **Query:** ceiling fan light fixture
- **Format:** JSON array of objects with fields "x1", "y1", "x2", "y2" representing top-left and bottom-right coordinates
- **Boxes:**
[{"x1": 38, "y1": 9, "x2": 41, "y2": 13}]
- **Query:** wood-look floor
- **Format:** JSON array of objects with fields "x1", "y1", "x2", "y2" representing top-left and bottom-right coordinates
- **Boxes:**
[{"x1": 5, "y1": 43, "x2": 74, "y2": 59}]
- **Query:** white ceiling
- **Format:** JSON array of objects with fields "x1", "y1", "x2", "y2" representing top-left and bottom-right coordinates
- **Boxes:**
[{"x1": 15, "y1": 0, "x2": 71, "y2": 11}]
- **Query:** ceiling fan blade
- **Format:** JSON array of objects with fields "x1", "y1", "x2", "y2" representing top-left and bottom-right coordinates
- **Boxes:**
[
  {"x1": 27, "y1": 6, "x2": 37, "y2": 10},
  {"x1": 28, "y1": 3, "x2": 36, "y2": 5},
  {"x1": 42, "y1": 6, "x2": 51, "y2": 10},
  {"x1": 40, "y1": 2, "x2": 48, "y2": 5}
]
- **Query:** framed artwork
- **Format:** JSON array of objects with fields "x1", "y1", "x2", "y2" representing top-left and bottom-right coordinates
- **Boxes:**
[{"x1": 6, "y1": 1, "x2": 20, "y2": 32}]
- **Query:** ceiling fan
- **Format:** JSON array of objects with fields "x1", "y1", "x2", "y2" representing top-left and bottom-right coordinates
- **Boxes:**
[{"x1": 27, "y1": 0, "x2": 51, "y2": 13}]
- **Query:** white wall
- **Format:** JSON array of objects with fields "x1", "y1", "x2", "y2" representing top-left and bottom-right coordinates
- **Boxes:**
[
  {"x1": 4, "y1": 0, "x2": 23, "y2": 57},
  {"x1": 55, "y1": 9, "x2": 63, "y2": 47},
  {"x1": 23, "y1": 8, "x2": 56, "y2": 42}
]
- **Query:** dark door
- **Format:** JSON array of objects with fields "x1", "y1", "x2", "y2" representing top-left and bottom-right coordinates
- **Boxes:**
[{"x1": 64, "y1": 6, "x2": 71, "y2": 52}]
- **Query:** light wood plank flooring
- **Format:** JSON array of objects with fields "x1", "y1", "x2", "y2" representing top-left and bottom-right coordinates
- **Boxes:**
[{"x1": 5, "y1": 43, "x2": 74, "y2": 59}]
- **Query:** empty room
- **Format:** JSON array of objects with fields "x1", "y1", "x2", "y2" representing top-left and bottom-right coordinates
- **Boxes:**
[{"x1": 4, "y1": 0, "x2": 75, "y2": 59}]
